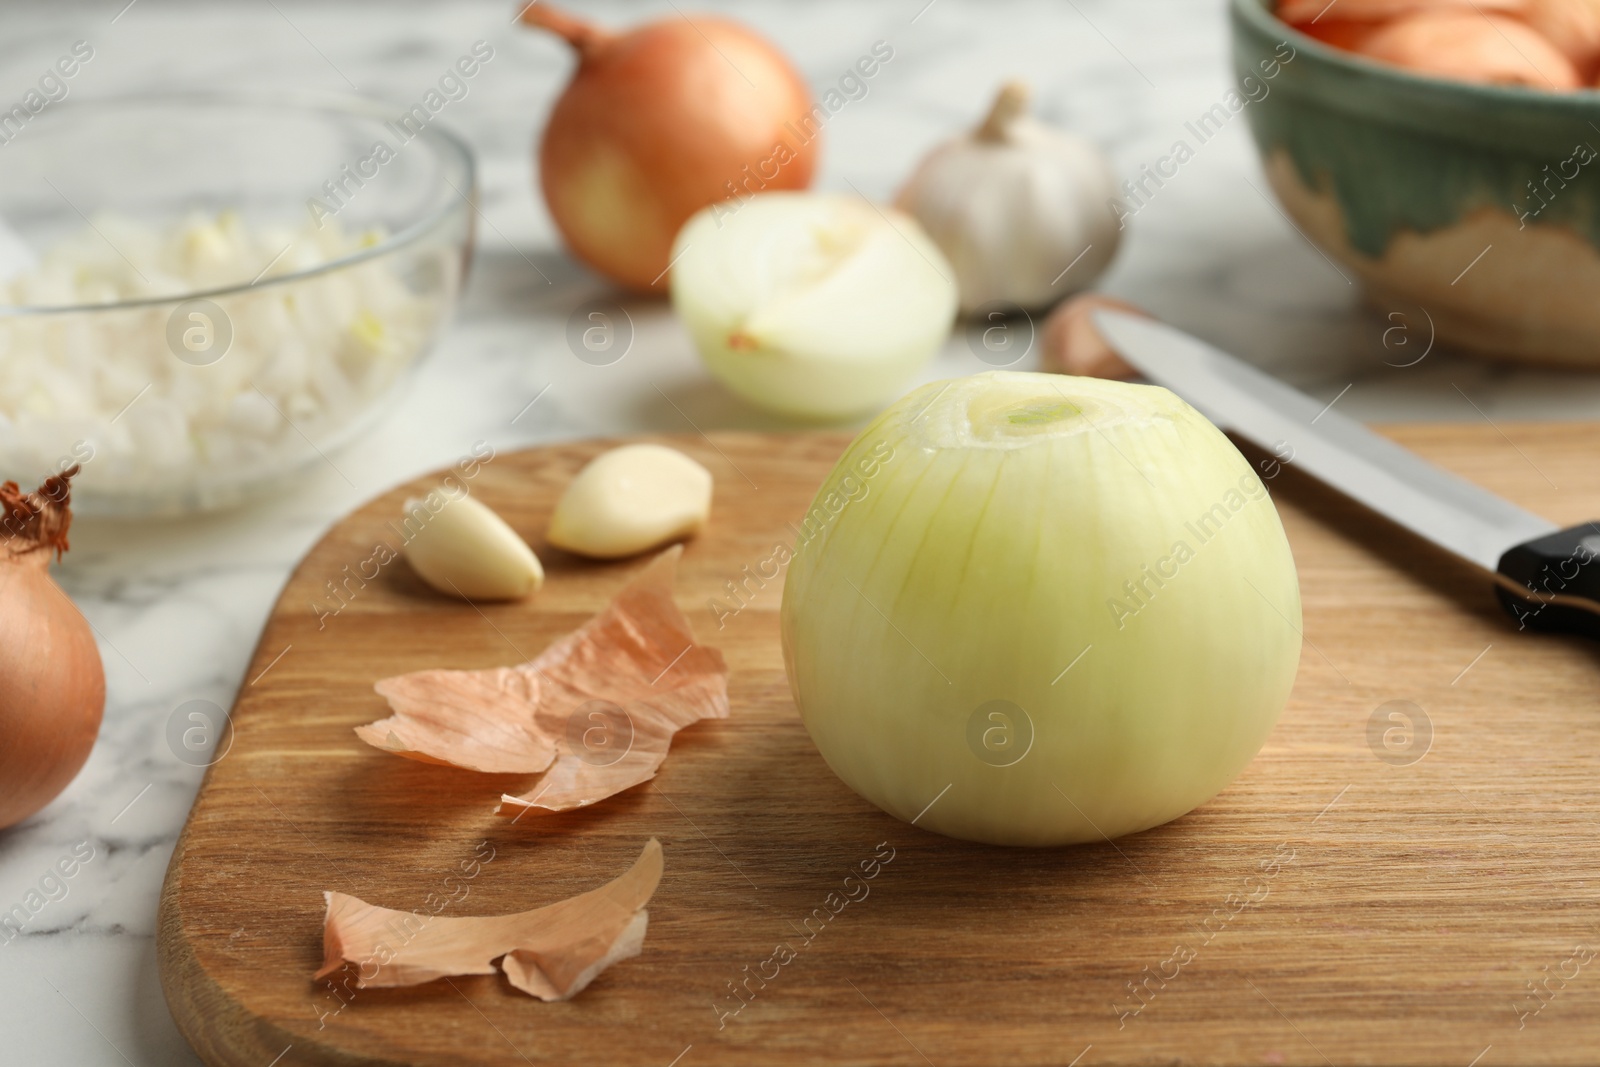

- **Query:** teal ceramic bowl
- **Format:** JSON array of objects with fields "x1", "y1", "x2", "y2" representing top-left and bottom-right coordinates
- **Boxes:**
[{"x1": 1231, "y1": 0, "x2": 1600, "y2": 367}]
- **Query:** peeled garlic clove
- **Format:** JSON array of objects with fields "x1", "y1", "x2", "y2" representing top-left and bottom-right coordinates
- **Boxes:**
[
  {"x1": 1040, "y1": 293, "x2": 1148, "y2": 380},
  {"x1": 402, "y1": 493, "x2": 543, "y2": 601},
  {"x1": 894, "y1": 81, "x2": 1121, "y2": 314},
  {"x1": 670, "y1": 192, "x2": 958, "y2": 421},
  {"x1": 548, "y1": 444, "x2": 713, "y2": 560}
]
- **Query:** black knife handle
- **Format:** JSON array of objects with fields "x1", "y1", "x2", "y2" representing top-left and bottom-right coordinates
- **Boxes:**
[{"x1": 1496, "y1": 524, "x2": 1600, "y2": 638}]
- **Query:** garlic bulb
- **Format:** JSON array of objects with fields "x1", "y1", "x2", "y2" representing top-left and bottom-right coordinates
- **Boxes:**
[{"x1": 895, "y1": 82, "x2": 1122, "y2": 315}]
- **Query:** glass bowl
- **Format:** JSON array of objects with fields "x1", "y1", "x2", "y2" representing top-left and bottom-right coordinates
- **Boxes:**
[{"x1": 0, "y1": 93, "x2": 475, "y2": 514}]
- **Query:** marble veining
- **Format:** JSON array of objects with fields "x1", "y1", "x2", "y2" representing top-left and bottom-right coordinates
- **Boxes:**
[{"x1": 2, "y1": 1, "x2": 1597, "y2": 1063}]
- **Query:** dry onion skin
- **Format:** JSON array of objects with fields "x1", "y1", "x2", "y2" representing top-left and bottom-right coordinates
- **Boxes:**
[
  {"x1": 316, "y1": 838, "x2": 662, "y2": 1001},
  {"x1": 362, "y1": 668, "x2": 549, "y2": 773},
  {"x1": 522, "y1": 4, "x2": 818, "y2": 290},
  {"x1": 780, "y1": 372, "x2": 1301, "y2": 846},
  {"x1": 358, "y1": 546, "x2": 729, "y2": 814},
  {"x1": 0, "y1": 469, "x2": 105, "y2": 830}
]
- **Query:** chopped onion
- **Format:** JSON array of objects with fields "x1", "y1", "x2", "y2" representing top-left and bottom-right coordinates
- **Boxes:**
[
  {"x1": 780, "y1": 371, "x2": 1302, "y2": 846},
  {"x1": 0, "y1": 211, "x2": 433, "y2": 504}
]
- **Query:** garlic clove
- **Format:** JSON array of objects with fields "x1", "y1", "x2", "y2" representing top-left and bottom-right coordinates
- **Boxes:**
[
  {"x1": 1039, "y1": 293, "x2": 1148, "y2": 380},
  {"x1": 401, "y1": 492, "x2": 544, "y2": 601},
  {"x1": 671, "y1": 192, "x2": 958, "y2": 420},
  {"x1": 547, "y1": 443, "x2": 713, "y2": 560}
]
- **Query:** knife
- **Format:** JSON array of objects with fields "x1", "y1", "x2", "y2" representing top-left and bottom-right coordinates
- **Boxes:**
[{"x1": 1093, "y1": 310, "x2": 1600, "y2": 639}]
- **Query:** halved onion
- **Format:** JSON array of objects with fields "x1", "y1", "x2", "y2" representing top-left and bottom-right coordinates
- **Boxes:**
[{"x1": 670, "y1": 192, "x2": 958, "y2": 421}]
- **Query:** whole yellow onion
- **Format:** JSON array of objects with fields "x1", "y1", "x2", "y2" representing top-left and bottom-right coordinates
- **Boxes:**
[
  {"x1": 523, "y1": 4, "x2": 819, "y2": 291},
  {"x1": 0, "y1": 470, "x2": 105, "y2": 830}
]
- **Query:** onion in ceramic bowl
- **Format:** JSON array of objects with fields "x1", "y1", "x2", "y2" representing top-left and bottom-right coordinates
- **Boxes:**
[{"x1": 1234, "y1": 0, "x2": 1600, "y2": 367}]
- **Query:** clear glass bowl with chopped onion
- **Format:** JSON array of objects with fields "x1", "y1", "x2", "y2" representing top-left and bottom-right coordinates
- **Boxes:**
[{"x1": 0, "y1": 93, "x2": 475, "y2": 514}]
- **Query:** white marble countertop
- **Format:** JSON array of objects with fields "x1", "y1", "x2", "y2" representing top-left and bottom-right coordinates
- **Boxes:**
[{"x1": 3, "y1": 1, "x2": 1598, "y2": 1063}]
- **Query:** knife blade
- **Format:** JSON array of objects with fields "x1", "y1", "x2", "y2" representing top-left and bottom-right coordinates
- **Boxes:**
[{"x1": 1093, "y1": 310, "x2": 1600, "y2": 638}]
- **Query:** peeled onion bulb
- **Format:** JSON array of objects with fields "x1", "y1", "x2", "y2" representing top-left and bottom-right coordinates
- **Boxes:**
[
  {"x1": 780, "y1": 371, "x2": 1302, "y2": 846},
  {"x1": 671, "y1": 192, "x2": 958, "y2": 421}
]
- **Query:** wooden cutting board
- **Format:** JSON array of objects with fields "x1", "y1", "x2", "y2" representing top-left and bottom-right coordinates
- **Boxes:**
[{"x1": 159, "y1": 426, "x2": 1600, "y2": 1067}]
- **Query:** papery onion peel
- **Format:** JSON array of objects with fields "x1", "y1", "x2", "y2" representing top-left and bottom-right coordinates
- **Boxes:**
[
  {"x1": 316, "y1": 838, "x2": 662, "y2": 1001},
  {"x1": 359, "y1": 546, "x2": 729, "y2": 815}
]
